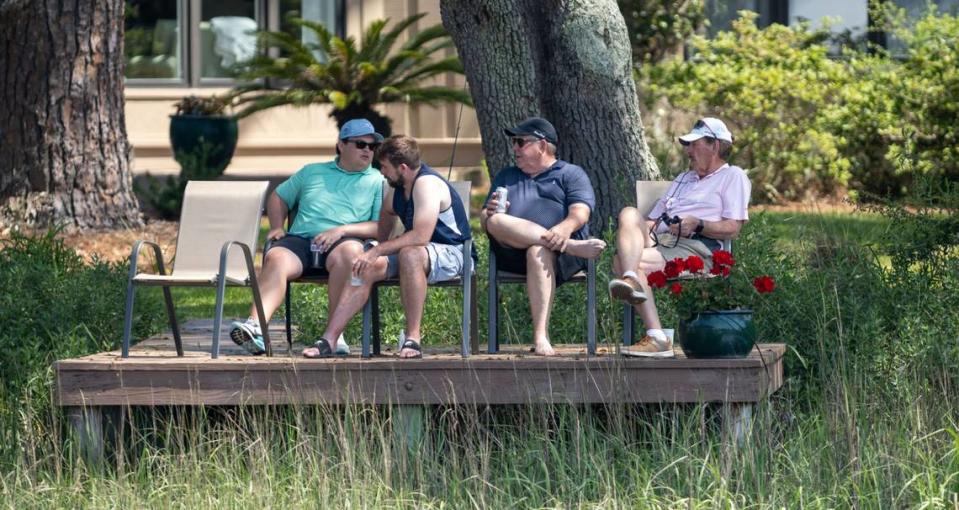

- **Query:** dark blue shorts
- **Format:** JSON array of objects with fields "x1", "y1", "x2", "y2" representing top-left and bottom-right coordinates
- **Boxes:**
[
  {"x1": 267, "y1": 234, "x2": 365, "y2": 277},
  {"x1": 488, "y1": 236, "x2": 586, "y2": 286}
]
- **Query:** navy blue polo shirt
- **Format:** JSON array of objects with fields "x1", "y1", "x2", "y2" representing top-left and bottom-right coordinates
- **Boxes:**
[{"x1": 485, "y1": 160, "x2": 596, "y2": 239}]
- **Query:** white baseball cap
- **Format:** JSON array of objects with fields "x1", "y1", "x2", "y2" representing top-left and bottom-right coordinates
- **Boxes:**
[{"x1": 678, "y1": 117, "x2": 733, "y2": 145}]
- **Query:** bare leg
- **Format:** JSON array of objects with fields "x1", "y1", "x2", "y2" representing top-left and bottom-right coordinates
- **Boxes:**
[
  {"x1": 302, "y1": 257, "x2": 389, "y2": 356},
  {"x1": 248, "y1": 247, "x2": 303, "y2": 322},
  {"x1": 613, "y1": 207, "x2": 666, "y2": 330},
  {"x1": 398, "y1": 246, "x2": 430, "y2": 358},
  {"x1": 485, "y1": 214, "x2": 605, "y2": 259},
  {"x1": 526, "y1": 245, "x2": 558, "y2": 356},
  {"x1": 324, "y1": 241, "x2": 364, "y2": 318}
]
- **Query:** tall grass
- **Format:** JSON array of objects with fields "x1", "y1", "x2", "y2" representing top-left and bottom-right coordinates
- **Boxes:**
[{"x1": 1, "y1": 193, "x2": 958, "y2": 507}]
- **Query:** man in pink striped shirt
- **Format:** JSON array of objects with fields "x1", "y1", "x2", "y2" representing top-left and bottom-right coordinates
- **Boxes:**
[{"x1": 608, "y1": 118, "x2": 751, "y2": 358}]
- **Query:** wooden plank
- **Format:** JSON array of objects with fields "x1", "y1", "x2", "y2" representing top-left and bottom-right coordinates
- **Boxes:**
[{"x1": 55, "y1": 320, "x2": 785, "y2": 407}]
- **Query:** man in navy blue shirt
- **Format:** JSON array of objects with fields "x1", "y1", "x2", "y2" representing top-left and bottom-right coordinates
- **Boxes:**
[{"x1": 482, "y1": 117, "x2": 606, "y2": 356}]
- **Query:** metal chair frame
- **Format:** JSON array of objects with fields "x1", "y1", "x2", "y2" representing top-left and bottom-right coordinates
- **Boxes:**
[
  {"x1": 121, "y1": 180, "x2": 271, "y2": 359},
  {"x1": 487, "y1": 250, "x2": 598, "y2": 356}
]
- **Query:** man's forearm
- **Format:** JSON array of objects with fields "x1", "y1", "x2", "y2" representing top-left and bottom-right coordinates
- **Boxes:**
[
  {"x1": 554, "y1": 206, "x2": 590, "y2": 236},
  {"x1": 371, "y1": 228, "x2": 432, "y2": 257},
  {"x1": 336, "y1": 221, "x2": 379, "y2": 239},
  {"x1": 702, "y1": 219, "x2": 743, "y2": 240}
]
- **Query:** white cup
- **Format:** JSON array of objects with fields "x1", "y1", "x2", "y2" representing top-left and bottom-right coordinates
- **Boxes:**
[{"x1": 662, "y1": 328, "x2": 675, "y2": 345}]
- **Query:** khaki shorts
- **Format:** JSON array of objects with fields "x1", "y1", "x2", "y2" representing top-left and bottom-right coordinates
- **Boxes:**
[
  {"x1": 385, "y1": 242, "x2": 468, "y2": 284},
  {"x1": 653, "y1": 234, "x2": 716, "y2": 269}
]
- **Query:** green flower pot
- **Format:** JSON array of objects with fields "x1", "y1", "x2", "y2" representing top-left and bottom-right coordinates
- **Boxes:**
[
  {"x1": 169, "y1": 114, "x2": 238, "y2": 177},
  {"x1": 678, "y1": 310, "x2": 756, "y2": 358}
]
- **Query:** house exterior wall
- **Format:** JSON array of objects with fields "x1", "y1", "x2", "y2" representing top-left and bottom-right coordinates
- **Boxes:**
[{"x1": 125, "y1": 0, "x2": 483, "y2": 179}]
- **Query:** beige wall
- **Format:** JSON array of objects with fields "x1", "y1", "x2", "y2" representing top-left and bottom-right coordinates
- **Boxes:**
[{"x1": 126, "y1": 0, "x2": 482, "y2": 180}]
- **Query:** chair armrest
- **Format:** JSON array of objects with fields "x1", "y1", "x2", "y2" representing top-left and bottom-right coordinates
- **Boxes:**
[{"x1": 128, "y1": 239, "x2": 169, "y2": 277}]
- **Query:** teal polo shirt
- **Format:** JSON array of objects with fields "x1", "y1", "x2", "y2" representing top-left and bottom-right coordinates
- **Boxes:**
[{"x1": 275, "y1": 159, "x2": 384, "y2": 238}]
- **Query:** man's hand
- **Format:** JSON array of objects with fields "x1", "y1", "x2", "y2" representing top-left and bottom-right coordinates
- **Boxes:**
[
  {"x1": 669, "y1": 216, "x2": 700, "y2": 238},
  {"x1": 312, "y1": 226, "x2": 344, "y2": 253},
  {"x1": 267, "y1": 227, "x2": 286, "y2": 241},
  {"x1": 351, "y1": 246, "x2": 379, "y2": 278},
  {"x1": 540, "y1": 224, "x2": 572, "y2": 252},
  {"x1": 483, "y1": 197, "x2": 509, "y2": 218}
]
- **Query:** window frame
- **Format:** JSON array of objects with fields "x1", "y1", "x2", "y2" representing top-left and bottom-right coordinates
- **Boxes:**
[{"x1": 125, "y1": 0, "x2": 345, "y2": 88}]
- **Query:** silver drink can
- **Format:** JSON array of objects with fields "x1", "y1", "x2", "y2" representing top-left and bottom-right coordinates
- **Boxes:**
[
  {"x1": 494, "y1": 186, "x2": 508, "y2": 213},
  {"x1": 310, "y1": 241, "x2": 323, "y2": 267}
]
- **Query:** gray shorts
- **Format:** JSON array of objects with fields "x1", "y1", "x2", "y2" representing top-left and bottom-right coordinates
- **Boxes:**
[
  {"x1": 654, "y1": 234, "x2": 716, "y2": 270},
  {"x1": 385, "y1": 242, "x2": 467, "y2": 284}
]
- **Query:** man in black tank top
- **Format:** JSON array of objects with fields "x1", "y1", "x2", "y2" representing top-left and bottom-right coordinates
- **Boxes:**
[{"x1": 302, "y1": 135, "x2": 473, "y2": 359}]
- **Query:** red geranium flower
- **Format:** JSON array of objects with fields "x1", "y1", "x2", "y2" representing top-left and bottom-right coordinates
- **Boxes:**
[
  {"x1": 710, "y1": 265, "x2": 731, "y2": 277},
  {"x1": 647, "y1": 270, "x2": 668, "y2": 289},
  {"x1": 712, "y1": 250, "x2": 735, "y2": 268},
  {"x1": 753, "y1": 275, "x2": 776, "y2": 293},
  {"x1": 664, "y1": 258, "x2": 685, "y2": 278},
  {"x1": 685, "y1": 255, "x2": 705, "y2": 273},
  {"x1": 670, "y1": 282, "x2": 683, "y2": 295}
]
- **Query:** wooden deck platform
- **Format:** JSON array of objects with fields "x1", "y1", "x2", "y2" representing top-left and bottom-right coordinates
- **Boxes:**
[{"x1": 56, "y1": 320, "x2": 785, "y2": 407}]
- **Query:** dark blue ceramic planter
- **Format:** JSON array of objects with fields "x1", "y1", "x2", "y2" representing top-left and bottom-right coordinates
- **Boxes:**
[
  {"x1": 678, "y1": 310, "x2": 756, "y2": 358},
  {"x1": 169, "y1": 114, "x2": 238, "y2": 175}
]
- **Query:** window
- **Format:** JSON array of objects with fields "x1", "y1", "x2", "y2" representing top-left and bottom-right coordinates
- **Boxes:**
[
  {"x1": 884, "y1": 0, "x2": 959, "y2": 53},
  {"x1": 125, "y1": 1, "x2": 183, "y2": 80},
  {"x1": 125, "y1": 0, "x2": 343, "y2": 86},
  {"x1": 705, "y1": 0, "x2": 788, "y2": 36}
]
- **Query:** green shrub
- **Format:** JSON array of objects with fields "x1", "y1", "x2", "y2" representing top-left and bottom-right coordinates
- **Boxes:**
[
  {"x1": 0, "y1": 230, "x2": 166, "y2": 402},
  {"x1": 618, "y1": 0, "x2": 706, "y2": 64},
  {"x1": 642, "y1": 7, "x2": 959, "y2": 201},
  {"x1": 644, "y1": 12, "x2": 854, "y2": 201}
]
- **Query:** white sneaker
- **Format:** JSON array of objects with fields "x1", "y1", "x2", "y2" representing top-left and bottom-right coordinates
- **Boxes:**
[
  {"x1": 229, "y1": 319, "x2": 265, "y2": 355},
  {"x1": 335, "y1": 333, "x2": 350, "y2": 356}
]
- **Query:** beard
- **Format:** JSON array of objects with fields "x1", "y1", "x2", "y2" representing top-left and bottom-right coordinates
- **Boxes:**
[{"x1": 387, "y1": 175, "x2": 404, "y2": 189}]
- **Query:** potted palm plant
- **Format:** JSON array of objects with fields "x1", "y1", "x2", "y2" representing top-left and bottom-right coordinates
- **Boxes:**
[{"x1": 226, "y1": 13, "x2": 472, "y2": 136}]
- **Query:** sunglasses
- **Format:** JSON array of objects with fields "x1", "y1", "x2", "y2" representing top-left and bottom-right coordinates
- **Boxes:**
[
  {"x1": 346, "y1": 139, "x2": 381, "y2": 151},
  {"x1": 511, "y1": 137, "x2": 542, "y2": 148},
  {"x1": 693, "y1": 119, "x2": 719, "y2": 141}
]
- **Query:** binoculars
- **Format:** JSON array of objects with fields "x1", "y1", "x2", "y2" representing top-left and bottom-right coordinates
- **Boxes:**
[{"x1": 658, "y1": 213, "x2": 682, "y2": 226}]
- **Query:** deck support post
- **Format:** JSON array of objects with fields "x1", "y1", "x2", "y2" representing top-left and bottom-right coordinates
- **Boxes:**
[
  {"x1": 723, "y1": 402, "x2": 753, "y2": 446},
  {"x1": 66, "y1": 406, "x2": 104, "y2": 466},
  {"x1": 393, "y1": 405, "x2": 426, "y2": 451}
]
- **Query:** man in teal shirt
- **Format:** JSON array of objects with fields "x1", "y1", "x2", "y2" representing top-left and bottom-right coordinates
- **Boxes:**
[{"x1": 230, "y1": 119, "x2": 385, "y2": 355}]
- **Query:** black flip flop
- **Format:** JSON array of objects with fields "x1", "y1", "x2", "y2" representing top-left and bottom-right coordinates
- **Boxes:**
[
  {"x1": 303, "y1": 338, "x2": 334, "y2": 359},
  {"x1": 398, "y1": 339, "x2": 423, "y2": 359}
]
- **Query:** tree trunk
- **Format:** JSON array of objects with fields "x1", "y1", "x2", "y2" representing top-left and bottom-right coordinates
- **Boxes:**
[
  {"x1": 0, "y1": 0, "x2": 141, "y2": 230},
  {"x1": 440, "y1": 0, "x2": 659, "y2": 232}
]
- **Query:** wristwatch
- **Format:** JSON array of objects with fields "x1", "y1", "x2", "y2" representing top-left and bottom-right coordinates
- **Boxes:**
[{"x1": 694, "y1": 219, "x2": 705, "y2": 234}]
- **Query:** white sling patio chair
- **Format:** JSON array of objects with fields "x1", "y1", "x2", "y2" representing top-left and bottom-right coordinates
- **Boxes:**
[
  {"x1": 622, "y1": 180, "x2": 732, "y2": 345},
  {"x1": 121, "y1": 180, "x2": 271, "y2": 359}
]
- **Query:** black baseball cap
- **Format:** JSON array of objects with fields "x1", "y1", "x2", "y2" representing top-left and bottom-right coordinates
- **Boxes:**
[{"x1": 504, "y1": 117, "x2": 558, "y2": 144}]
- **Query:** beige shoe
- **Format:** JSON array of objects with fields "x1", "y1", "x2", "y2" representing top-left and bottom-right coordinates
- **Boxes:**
[
  {"x1": 608, "y1": 276, "x2": 647, "y2": 304},
  {"x1": 622, "y1": 335, "x2": 674, "y2": 358}
]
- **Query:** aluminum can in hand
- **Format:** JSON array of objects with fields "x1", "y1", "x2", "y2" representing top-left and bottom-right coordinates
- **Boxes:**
[{"x1": 494, "y1": 186, "x2": 508, "y2": 213}]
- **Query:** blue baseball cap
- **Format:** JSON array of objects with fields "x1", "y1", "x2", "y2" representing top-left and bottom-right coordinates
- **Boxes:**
[{"x1": 339, "y1": 118, "x2": 384, "y2": 142}]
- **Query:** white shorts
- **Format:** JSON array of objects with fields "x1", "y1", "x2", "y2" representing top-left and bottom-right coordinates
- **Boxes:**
[{"x1": 386, "y1": 242, "x2": 467, "y2": 284}]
